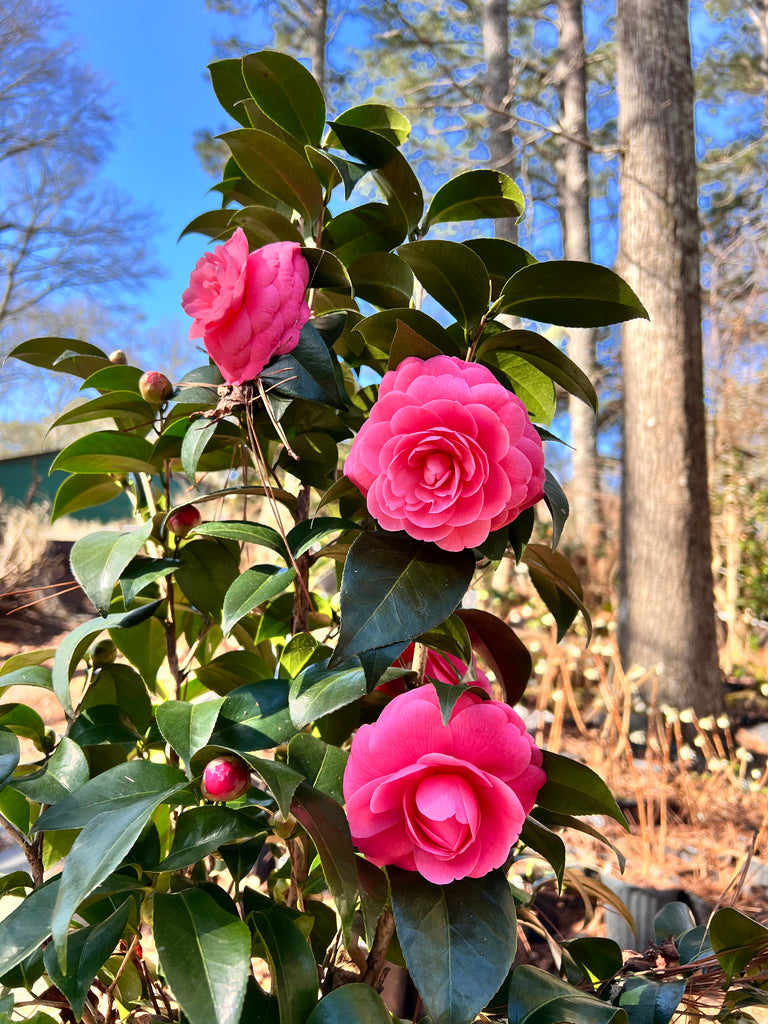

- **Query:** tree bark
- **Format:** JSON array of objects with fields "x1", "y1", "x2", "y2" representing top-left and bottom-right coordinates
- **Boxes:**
[
  {"x1": 555, "y1": 0, "x2": 604, "y2": 557},
  {"x1": 617, "y1": 0, "x2": 722, "y2": 714},
  {"x1": 306, "y1": 0, "x2": 328, "y2": 94},
  {"x1": 482, "y1": 0, "x2": 518, "y2": 243}
]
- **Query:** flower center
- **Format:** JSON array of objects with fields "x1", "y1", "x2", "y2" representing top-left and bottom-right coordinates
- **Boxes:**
[{"x1": 404, "y1": 772, "x2": 480, "y2": 857}]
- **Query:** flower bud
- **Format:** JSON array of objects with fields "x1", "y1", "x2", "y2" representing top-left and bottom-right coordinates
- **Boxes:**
[
  {"x1": 139, "y1": 370, "x2": 173, "y2": 405},
  {"x1": 90, "y1": 638, "x2": 117, "y2": 666},
  {"x1": 167, "y1": 504, "x2": 202, "y2": 537},
  {"x1": 108, "y1": 349, "x2": 128, "y2": 364},
  {"x1": 201, "y1": 755, "x2": 251, "y2": 802}
]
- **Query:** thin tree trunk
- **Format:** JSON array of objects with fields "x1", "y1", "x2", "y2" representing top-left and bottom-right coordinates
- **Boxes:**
[
  {"x1": 555, "y1": 0, "x2": 604, "y2": 557},
  {"x1": 306, "y1": 0, "x2": 328, "y2": 94},
  {"x1": 482, "y1": 0, "x2": 517, "y2": 243},
  {"x1": 617, "y1": 0, "x2": 722, "y2": 714}
]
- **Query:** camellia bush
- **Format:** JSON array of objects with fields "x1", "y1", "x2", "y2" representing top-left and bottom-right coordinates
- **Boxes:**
[{"x1": 3, "y1": 49, "x2": 767, "y2": 1024}]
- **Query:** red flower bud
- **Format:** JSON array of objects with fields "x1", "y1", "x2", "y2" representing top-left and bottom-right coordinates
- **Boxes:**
[
  {"x1": 139, "y1": 370, "x2": 173, "y2": 404},
  {"x1": 201, "y1": 755, "x2": 251, "y2": 802},
  {"x1": 167, "y1": 505, "x2": 202, "y2": 537}
]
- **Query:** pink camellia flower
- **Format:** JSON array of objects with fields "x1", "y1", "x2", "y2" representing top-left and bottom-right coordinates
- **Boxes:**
[
  {"x1": 343, "y1": 355, "x2": 545, "y2": 551},
  {"x1": 378, "y1": 642, "x2": 493, "y2": 697},
  {"x1": 181, "y1": 227, "x2": 310, "y2": 385},
  {"x1": 343, "y1": 684, "x2": 545, "y2": 884}
]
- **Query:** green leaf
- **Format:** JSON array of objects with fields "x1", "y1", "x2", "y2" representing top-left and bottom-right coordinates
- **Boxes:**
[
  {"x1": 50, "y1": 432, "x2": 158, "y2": 476},
  {"x1": 531, "y1": 809, "x2": 626, "y2": 874},
  {"x1": 159, "y1": 806, "x2": 264, "y2": 870},
  {"x1": 352, "y1": 308, "x2": 460, "y2": 363},
  {"x1": 81, "y1": 364, "x2": 144, "y2": 394},
  {"x1": 0, "y1": 730, "x2": 19, "y2": 791},
  {"x1": 175, "y1": 538, "x2": 241, "y2": 622},
  {"x1": 478, "y1": 329, "x2": 598, "y2": 412},
  {"x1": 119, "y1": 556, "x2": 178, "y2": 606},
  {"x1": 0, "y1": 648, "x2": 55, "y2": 676},
  {"x1": 193, "y1": 520, "x2": 289, "y2": 562},
  {"x1": 174, "y1": 363, "x2": 224, "y2": 404},
  {"x1": 286, "y1": 517, "x2": 356, "y2": 559},
  {"x1": 221, "y1": 565, "x2": 296, "y2": 635},
  {"x1": 322, "y1": 202, "x2": 407, "y2": 266},
  {"x1": 210, "y1": 680, "x2": 294, "y2": 752},
  {"x1": 289, "y1": 657, "x2": 366, "y2": 731},
  {"x1": 498, "y1": 261, "x2": 649, "y2": 327},
  {"x1": 464, "y1": 238, "x2": 538, "y2": 298},
  {"x1": 390, "y1": 867, "x2": 517, "y2": 1024},
  {"x1": 614, "y1": 976, "x2": 685, "y2": 1024},
  {"x1": 508, "y1": 964, "x2": 629, "y2": 1024},
  {"x1": 251, "y1": 909, "x2": 319, "y2": 1024},
  {"x1": 426, "y1": 170, "x2": 524, "y2": 228},
  {"x1": 306, "y1": 985, "x2": 392, "y2": 1024},
  {"x1": 543, "y1": 470, "x2": 570, "y2": 551},
  {"x1": 348, "y1": 251, "x2": 414, "y2": 308},
  {"x1": 0, "y1": 665, "x2": 52, "y2": 692},
  {"x1": 181, "y1": 418, "x2": 219, "y2": 483},
  {"x1": 564, "y1": 937, "x2": 623, "y2": 985},
  {"x1": 70, "y1": 520, "x2": 153, "y2": 616},
  {"x1": 301, "y1": 247, "x2": 353, "y2": 292},
  {"x1": 397, "y1": 240, "x2": 491, "y2": 333},
  {"x1": 49, "y1": 391, "x2": 152, "y2": 432},
  {"x1": 519, "y1": 817, "x2": 566, "y2": 888},
  {"x1": 156, "y1": 699, "x2": 225, "y2": 770},
  {"x1": 278, "y1": 432, "x2": 339, "y2": 489},
  {"x1": 195, "y1": 650, "x2": 276, "y2": 697},
  {"x1": 522, "y1": 543, "x2": 591, "y2": 642},
  {"x1": 536, "y1": 751, "x2": 628, "y2": 827},
  {"x1": 479, "y1": 347, "x2": 556, "y2": 425},
  {"x1": 0, "y1": 704, "x2": 46, "y2": 749},
  {"x1": 291, "y1": 782, "x2": 359, "y2": 938},
  {"x1": 52, "y1": 603, "x2": 162, "y2": 715},
  {"x1": 231, "y1": 204, "x2": 303, "y2": 245},
  {"x1": 154, "y1": 888, "x2": 250, "y2": 1024},
  {"x1": 332, "y1": 532, "x2": 475, "y2": 665},
  {"x1": 208, "y1": 57, "x2": 251, "y2": 126},
  {"x1": 244, "y1": 756, "x2": 303, "y2": 818},
  {"x1": 110, "y1": 615, "x2": 167, "y2": 691},
  {"x1": 242, "y1": 51, "x2": 325, "y2": 146},
  {"x1": 456, "y1": 608, "x2": 532, "y2": 705},
  {"x1": 0, "y1": 877, "x2": 60, "y2": 977},
  {"x1": 7, "y1": 337, "x2": 108, "y2": 378},
  {"x1": 43, "y1": 900, "x2": 131, "y2": 1020},
  {"x1": 261, "y1": 320, "x2": 347, "y2": 409},
  {"x1": 332, "y1": 103, "x2": 411, "y2": 147},
  {"x1": 286, "y1": 734, "x2": 348, "y2": 805},
  {"x1": 51, "y1": 474, "x2": 126, "y2": 522},
  {"x1": 709, "y1": 907, "x2": 768, "y2": 983},
  {"x1": 12, "y1": 737, "x2": 88, "y2": 805},
  {"x1": 309, "y1": 148, "x2": 371, "y2": 199},
  {"x1": 221, "y1": 129, "x2": 323, "y2": 225}
]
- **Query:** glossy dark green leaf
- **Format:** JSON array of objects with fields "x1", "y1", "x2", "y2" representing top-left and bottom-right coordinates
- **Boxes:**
[
  {"x1": 390, "y1": 866, "x2": 517, "y2": 1024},
  {"x1": 456, "y1": 608, "x2": 532, "y2": 705},
  {"x1": 210, "y1": 680, "x2": 294, "y2": 752},
  {"x1": 508, "y1": 964, "x2": 628, "y2": 1024},
  {"x1": 174, "y1": 363, "x2": 224, "y2": 405},
  {"x1": 156, "y1": 698, "x2": 225, "y2": 770},
  {"x1": 261, "y1": 320, "x2": 347, "y2": 409},
  {"x1": 480, "y1": 347, "x2": 556, "y2": 424},
  {"x1": 291, "y1": 781, "x2": 359, "y2": 937},
  {"x1": 208, "y1": 57, "x2": 251, "y2": 126},
  {"x1": 348, "y1": 251, "x2": 415, "y2": 308},
  {"x1": 245, "y1": 756, "x2": 303, "y2": 818},
  {"x1": 50, "y1": 432, "x2": 158, "y2": 476},
  {"x1": 221, "y1": 129, "x2": 323, "y2": 225},
  {"x1": 519, "y1": 817, "x2": 566, "y2": 888},
  {"x1": 286, "y1": 517, "x2": 356, "y2": 559},
  {"x1": 306, "y1": 985, "x2": 392, "y2": 1024},
  {"x1": 0, "y1": 704, "x2": 46, "y2": 749},
  {"x1": 536, "y1": 751, "x2": 628, "y2": 827},
  {"x1": 509, "y1": 506, "x2": 535, "y2": 563},
  {"x1": 70, "y1": 520, "x2": 153, "y2": 616},
  {"x1": 531, "y1": 809, "x2": 626, "y2": 874},
  {"x1": 653, "y1": 902, "x2": 695, "y2": 942},
  {"x1": 49, "y1": 391, "x2": 152, "y2": 432},
  {"x1": 426, "y1": 170, "x2": 524, "y2": 228},
  {"x1": 51, "y1": 473, "x2": 126, "y2": 523},
  {"x1": 613, "y1": 976, "x2": 685, "y2": 1024},
  {"x1": 175, "y1": 538, "x2": 241, "y2": 622},
  {"x1": 397, "y1": 240, "x2": 491, "y2": 332},
  {"x1": 333, "y1": 532, "x2": 475, "y2": 665},
  {"x1": 154, "y1": 887, "x2": 250, "y2": 1024},
  {"x1": 498, "y1": 261, "x2": 649, "y2": 327},
  {"x1": 464, "y1": 238, "x2": 538, "y2": 298},
  {"x1": 109, "y1": 615, "x2": 166, "y2": 691},
  {"x1": 0, "y1": 649, "x2": 55, "y2": 678},
  {"x1": 564, "y1": 937, "x2": 623, "y2": 986},
  {"x1": 222, "y1": 565, "x2": 296, "y2": 635},
  {"x1": 286, "y1": 734, "x2": 348, "y2": 805},
  {"x1": 179, "y1": 208, "x2": 236, "y2": 241},
  {"x1": 43, "y1": 900, "x2": 131, "y2": 1020},
  {"x1": 353, "y1": 308, "x2": 460, "y2": 362},
  {"x1": 522, "y1": 543, "x2": 591, "y2": 642},
  {"x1": 0, "y1": 877, "x2": 60, "y2": 977},
  {"x1": 322, "y1": 202, "x2": 407, "y2": 265},
  {"x1": 301, "y1": 247, "x2": 353, "y2": 292},
  {"x1": 310, "y1": 148, "x2": 371, "y2": 199},
  {"x1": 12, "y1": 737, "x2": 88, "y2": 805},
  {"x1": 7, "y1": 337, "x2": 108, "y2": 377},
  {"x1": 193, "y1": 520, "x2": 289, "y2": 562},
  {"x1": 231, "y1": 204, "x2": 303, "y2": 245},
  {"x1": 543, "y1": 471, "x2": 570, "y2": 551},
  {"x1": 181, "y1": 418, "x2": 219, "y2": 483},
  {"x1": 119, "y1": 556, "x2": 178, "y2": 606},
  {"x1": 0, "y1": 730, "x2": 19, "y2": 791},
  {"x1": 676, "y1": 925, "x2": 713, "y2": 966},
  {"x1": 251, "y1": 909, "x2": 319, "y2": 1024},
  {"x1": 242, "y1": 50, "x2": 324, "y2": 145},
  {"x1": 478, "y1": 329, "x2": 598, "y2": 412},
  {"x1": 709, "y1": 907, "x2": 768, "y2": 983},
  {"x1": 277, "y1": 432, "x2": 339, "y2": 489},
  {"x1": 332, "y1": 103, "x2": 411, "y2": 146},
  {"x1": 195, "y1": 650, "x2": 275, "y2": 696},
  {"x1": 159, "y1": 806, "x2": 263, "y2": 870},
  {"x1": 68, "y1": 705, "x2": 139, "y2": 746},
  {"x1": 289, "y1": 657, "x2": 366, "y2": 730},
  {"x1": 80, "y1": 364, "x2": 144, "y2": 394}
]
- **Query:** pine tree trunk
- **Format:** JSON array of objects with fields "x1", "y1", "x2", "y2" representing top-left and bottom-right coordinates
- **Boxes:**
[
  {"x1": 482, "y1": 0, "x2": 517, "y2": 243},
  {"x1": 617, "y1": 0, "x2": 722, "y2": 714},
  {"x1": 555, "y1": 0, "x2": 604, "y2": 558}
]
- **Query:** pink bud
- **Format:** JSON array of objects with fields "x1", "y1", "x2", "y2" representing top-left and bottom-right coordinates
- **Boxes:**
[
  {"x1": 201, "y1": 755, "x2": 251, "y2": 802},
  {"x1": 139, "y1": 370, "x2": 173, "y2": 404},
  {"x1": 167, "y1": 505, "x2": 202, "y2": 537}
]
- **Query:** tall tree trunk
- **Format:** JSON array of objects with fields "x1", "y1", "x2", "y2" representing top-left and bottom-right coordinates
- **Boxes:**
[
  {"x1": 482, "y1": 0, "x2": 517, "y2": 243},
  {"x1": 555, "y1": 0, "x2": 604, "y2": 558},
  {"x1": 617, "y1": 0, "x2": 722, "y2": 714},
  {"x1": 306, "y1": 0, "x2": 328, "y2": 94}
]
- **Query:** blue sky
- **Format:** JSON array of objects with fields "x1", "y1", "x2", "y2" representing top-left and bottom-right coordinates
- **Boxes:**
[{"x1": 63, "y1": 1, "x2": 268, "y2": 339}]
